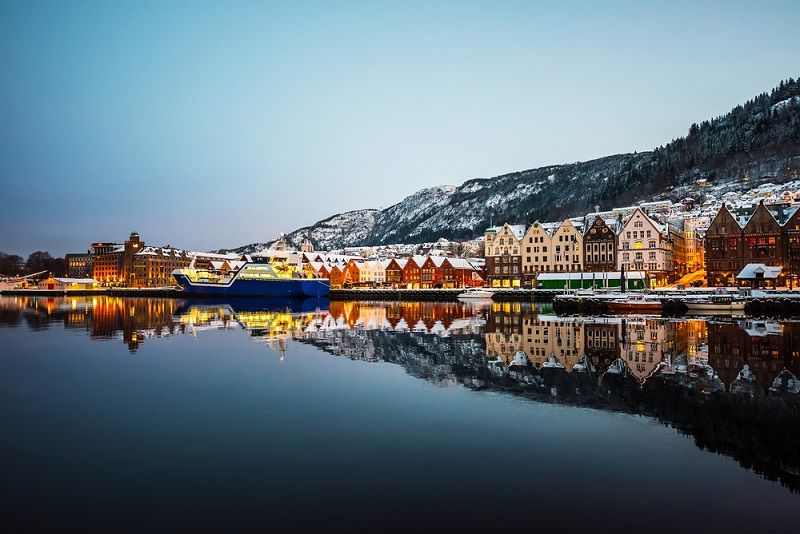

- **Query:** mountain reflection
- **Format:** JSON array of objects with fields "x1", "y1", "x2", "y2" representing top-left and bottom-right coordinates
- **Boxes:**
[{"x1": 2, "y1": 296, "x2": 800, "y2": 489}]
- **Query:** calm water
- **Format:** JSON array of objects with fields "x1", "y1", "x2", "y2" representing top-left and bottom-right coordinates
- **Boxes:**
[{"x1": 1, "y1": 296, "x2": 799, "y2": 531}]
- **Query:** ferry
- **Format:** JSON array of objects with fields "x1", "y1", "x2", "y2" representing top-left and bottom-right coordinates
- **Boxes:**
[{"x1": 172, "y1": 260, "x2": 329, "y2": 297}]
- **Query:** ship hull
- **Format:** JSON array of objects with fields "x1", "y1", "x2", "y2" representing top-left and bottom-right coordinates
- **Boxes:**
[
  {"x1": 685, "y1": 302, "x2": 746, "y2": 314},
  {"x1": 605, "y1": 301, "x2": 662, "y2": 314},
  {"x1": 173, "y1": 273, "x2": 329, "y2": 298}
]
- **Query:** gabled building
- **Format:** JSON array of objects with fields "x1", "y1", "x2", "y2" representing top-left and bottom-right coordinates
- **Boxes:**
[
  {"x1": 706, "y1": 204, "x2": 744, "y2": 286},
  {"x1": 616, "y1": 208, "x2": 674, "y2": 286},
  {"x1": 521, "y1": 221, "x2": 555, "y2": 279},
  {"x1": 551, "y1": 219, "x2": 583, "y2": 273},
  {"x1": 343, "y1": 259, "x2": 366, "y2": 287},
  {"x1": 328, "y1": 264, "x2": 346, "y2": 288},
  {"x1": 582, "y1": 215, "x2": 618, "y2": 272},
  {"x1": 342, "y1": 259, "x2": 386, "y2": 287},
  {"x1": 742, "y1": 200, "x2": 782, "y2": 267},
  {"x1": 784, "y1": 206, "x2": 800, "y2": 285},
  {"x1": 484, "y1": 224, "x2": 524, "y2": 287},
  {"x1": 420, "y1": 256, "x2": 446, "y2": 288},
  {"x1": 441, "y1": 258, "x2": 480, "y2": 288},
  {"x1": 383, "y1": 258, "x2": 407, "y2": 287},
  {"x1": 401, "y1": 256, "x2": 426, "y2": 289}
]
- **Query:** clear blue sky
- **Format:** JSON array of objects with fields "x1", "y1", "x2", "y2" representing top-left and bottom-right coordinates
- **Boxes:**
[{"x1": 1, "y1": 0, "x2": 799, "y2": 256}]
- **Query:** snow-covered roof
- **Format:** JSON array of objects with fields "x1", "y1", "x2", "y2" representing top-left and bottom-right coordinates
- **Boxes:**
[
  {"x1": 446, "y1": 258, "x2": 476, "y2": 269},
  {"x1": 736, "y1": 263, "x2": 782, "y2": 280},
  {"x1": 739, "y1": 319, "x2": 783, "y2": 337},
  {"x1": 424, "y1": 256, "x2": 447, "y2": 267},
  {"x1": 505, "y1": 224, "x2": 526, "y2": 239}
]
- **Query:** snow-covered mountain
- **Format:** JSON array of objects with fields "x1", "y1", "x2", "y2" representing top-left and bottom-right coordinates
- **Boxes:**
[{"x1": 224, "y1": 77, "x2": 800, "y2": 253}]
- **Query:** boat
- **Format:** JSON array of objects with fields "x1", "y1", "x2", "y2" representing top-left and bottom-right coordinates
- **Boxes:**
[
  {"x1": 457, "y1": 287, "x2": 495, "y2": 299},
  {"x1": 684, "y1": 294, "x2": 746, "y2": 315},
  {"x1": 172, "y1": 261, "x2": 329, "y2": 297},
  {"x1": 605, "y1": 294, "x2": 662, "y2": 314}
]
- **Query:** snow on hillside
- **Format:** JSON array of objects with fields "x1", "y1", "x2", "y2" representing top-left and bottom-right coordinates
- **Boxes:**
[{"x1": 223, "y1": 78, "x2": 800, "y2": 252}]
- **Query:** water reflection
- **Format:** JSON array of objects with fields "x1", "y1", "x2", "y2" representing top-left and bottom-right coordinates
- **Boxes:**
[{"x1": 2, "y1": 296, "x2": 800, "y2": 490}]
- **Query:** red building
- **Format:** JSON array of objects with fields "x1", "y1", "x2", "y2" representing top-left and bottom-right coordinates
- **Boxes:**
[
  {"x1": 420, "y1": 256, "x2": 445, "y2": 288},
  {"x1": 401, "y1": 256, "x2": 424, "y2": 288},
  {"x1": 384, "y1": 259, "x2": 406, "y2": 287},
  {"x1": 329, "y1": 265, "x2": 346, "y2": 288},
  {"x1": 440, "y1": 258, "x2": 480, "y2": 288},
  {"x1": 343, "y1": 259, "x2": 364, "y2": 287}
]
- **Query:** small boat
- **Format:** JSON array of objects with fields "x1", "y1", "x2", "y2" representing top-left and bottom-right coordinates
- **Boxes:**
[
  {"x1": 685, "y1": 294, "x2": 746, "y2": 315},
  {"x1": 605, "y1": 294, "x2": 662, "y2": 314},
  {"x1": 457, "y1": 287, "x2": 495, "y2": 299}
]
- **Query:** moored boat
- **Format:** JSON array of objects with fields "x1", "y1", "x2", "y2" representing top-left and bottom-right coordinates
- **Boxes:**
[
  {"x1": 605, "y1": 294, "x2": 662, "y2": 314},
  {"x1": 457, "y1": 287, "x2": 495, "y2": 299},
  {"x1": 684, "y1": 294, "x2": 746, "y2": 315}
]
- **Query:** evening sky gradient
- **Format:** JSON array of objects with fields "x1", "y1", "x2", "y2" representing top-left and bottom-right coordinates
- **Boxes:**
[{"x1": 2, "y1": 0, "x2": 799, "y2": 256}]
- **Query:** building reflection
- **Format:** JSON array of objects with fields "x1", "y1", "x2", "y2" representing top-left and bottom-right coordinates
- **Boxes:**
[
  {"x1": 4, "y1": 295, "x2": 187, "y2": 352},
  {"x1": 708, "y1": 319, "x2": 800, "y2": 395},
  {"x1": 2, "y1": 295, "x2": 800, "y2": 489}
]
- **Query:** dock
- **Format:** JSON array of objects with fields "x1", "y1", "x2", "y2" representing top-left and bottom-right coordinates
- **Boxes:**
[{"x1": 327, "y1": 288, "x2": 559, "y2": 301}]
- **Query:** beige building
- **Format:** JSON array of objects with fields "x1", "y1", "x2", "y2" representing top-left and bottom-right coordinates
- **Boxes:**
[
  {"x1": 521, "y1": 314, "x2": 584, "y2": 369},
  {"x1": 619, "y1": 318, "x2": 678, "y2": 382},
  {"x1": 521, "y1": 221, "x2": 556, "y2": 279},
  {"x1": 551, "y1": 219, "x2": 584, "y2": 273},
  {"x1": 617, "y1": 208, "x2": 674, "y2": 286}
]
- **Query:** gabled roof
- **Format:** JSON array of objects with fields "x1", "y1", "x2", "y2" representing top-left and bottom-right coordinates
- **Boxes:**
[
  {"x1": 445, "y1": 258, "x2": 476, "y2": 269},
  {"x1": 736, "y1": 263, "x2": 782, "y2": 280},
  {"x1": 742, "y1": 201, "x2": 781, "y2": 231},
  {"x1": 407, "y1": 255, "x2": 427, "y2": 267},
  {"x1": 492, "y1": 223, "x2": 525, "y2": 240},
  {"x1": 422, "y1": 256, "x2": 447, "y2": 267},
  {"x1": 386, "y1": 258, "x2": 408, "y2": 269}
]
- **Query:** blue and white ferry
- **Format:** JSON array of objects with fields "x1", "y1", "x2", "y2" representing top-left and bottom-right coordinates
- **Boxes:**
[{"x1": 172, "y1": 260, "x2": 329, "y2": 298}]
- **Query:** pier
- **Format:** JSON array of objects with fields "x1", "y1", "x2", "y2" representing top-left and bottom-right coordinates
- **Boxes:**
[{"x1": 327, "y1": 288, "x2": 560, "y2": 301}]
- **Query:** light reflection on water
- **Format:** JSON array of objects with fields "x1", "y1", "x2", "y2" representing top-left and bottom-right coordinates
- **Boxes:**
[{"x1": 1, "y1": 295, "x2": 800, "y2": 529}]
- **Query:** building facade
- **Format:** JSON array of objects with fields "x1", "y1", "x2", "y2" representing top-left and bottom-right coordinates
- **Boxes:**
[
  {"x1": 131, "y1": 246, "x2": 191, "y2": 288},
  {"x1": 65, "y1": 252, "x2": 93, "y2": 279},
  {"x1": 550, "y1": 219, "x2": 583, "y2": 273},
  {"x1": 521, "y1": 221, "x2": 553, "y2": 279},
  {"x1": 705, "y1": 205, "x2": 744, "y2": 286},
  {"x1": 742, "y1": 201, "x2": 782, "y2": 267},
  {"x1": 582, "y1": 216, "x2": 617, "y2": 272},
  {"x1": 484, "y1": 224, "x2": 524, "y2": 287},
  {"x1": 616, "y1": 208, "x2": 674, "y2": 286}
]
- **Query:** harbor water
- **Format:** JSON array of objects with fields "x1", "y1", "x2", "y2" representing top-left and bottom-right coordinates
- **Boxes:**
[{"x1": 1, "y1": 295, "x2": 799, "y2": 530}]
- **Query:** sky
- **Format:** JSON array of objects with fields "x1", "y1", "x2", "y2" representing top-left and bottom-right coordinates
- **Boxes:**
[{"x1": 1, "y1": 0, "x2": 799, "y2": 256}]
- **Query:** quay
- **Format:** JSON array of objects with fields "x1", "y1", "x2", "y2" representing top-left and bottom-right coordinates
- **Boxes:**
[
  {"x1": 327, "y1": 288, "x2": 559, "y2": 301},
  {"x1": 0, "y1": 287, "x2": 182, "y2": 298},
  {"x1": 553, "y1": 290, "x2": 800, "y2": 318}
]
